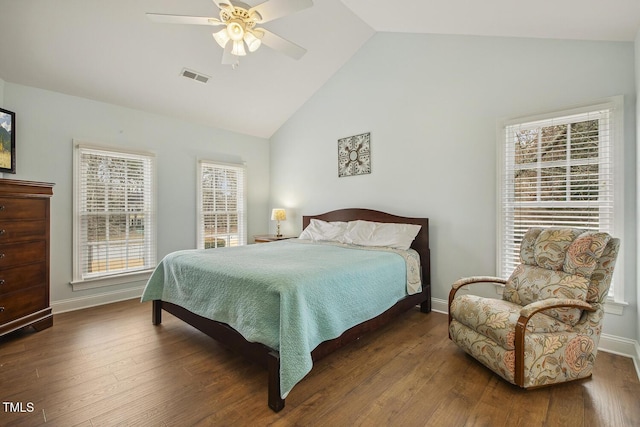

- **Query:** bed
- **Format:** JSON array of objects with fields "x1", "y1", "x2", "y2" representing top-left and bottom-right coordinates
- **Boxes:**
[{"x1": 142, "y1": 208, "x2": 430, "y2": 412}]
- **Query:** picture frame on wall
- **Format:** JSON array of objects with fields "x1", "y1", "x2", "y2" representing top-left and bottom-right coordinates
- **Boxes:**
[
  {"x1": 0, "y1": 107, "x2": 16, "y2": 174},
  {"x1": 338, "y1": 132, "x2": 371, "y2": 177}
]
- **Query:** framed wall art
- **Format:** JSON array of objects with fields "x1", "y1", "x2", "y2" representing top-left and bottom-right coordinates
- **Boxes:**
[
  {"x1": 338, "y1": 132, "x2": 370, "y2": 177},
  {"x1": 0, "y1": 107, "x2": 16, "y2": 174}
]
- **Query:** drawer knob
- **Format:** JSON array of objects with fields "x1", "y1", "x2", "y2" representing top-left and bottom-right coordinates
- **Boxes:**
[
  {"x1": 0, "y1": 205, "x2": 4, "y2": 211},
  {"x1": 0, "y1": 229, "x2": 5, "y2": 235},
  {"x1": 0, "y1": 279, "x2": 4, "y2": 285},
  {"x1": 0, "y1": 307, "x2": 4, "y2": 312},
  {"x1": 0, "y1": 254, "x2": 4, "y2": 259}
]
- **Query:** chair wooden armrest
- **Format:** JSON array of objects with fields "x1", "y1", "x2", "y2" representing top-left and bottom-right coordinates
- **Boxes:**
[
  {"x1": 449, "y1": 276, "x2": 506, "y2": 304},
  {"x1": 452, "y1": 276, "x2": 507, "y2": 291},
  {"x1": 513, "y1": 298, "x2": 594, "y2": 386}
]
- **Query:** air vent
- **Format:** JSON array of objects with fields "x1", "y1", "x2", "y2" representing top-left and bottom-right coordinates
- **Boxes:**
[{"x1": 181, "y1": 68, "x2": 210, "y2": 84}]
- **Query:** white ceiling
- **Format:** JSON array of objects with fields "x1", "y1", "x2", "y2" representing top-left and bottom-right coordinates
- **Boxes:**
[
  {"x1": 0, "y1": 0, "x2": 638, "y2": 139},
  {"x1": 344, "y1": 0, "x2": 640, "y2": 42}
]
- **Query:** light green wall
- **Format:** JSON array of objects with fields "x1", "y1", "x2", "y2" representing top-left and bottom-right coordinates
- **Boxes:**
[
  {"x1": 270, "y1": 32, "x2": 638, "y2": 341},
  {"x1": 3, "y1": 83, "x2": 270, "y2": 305}
]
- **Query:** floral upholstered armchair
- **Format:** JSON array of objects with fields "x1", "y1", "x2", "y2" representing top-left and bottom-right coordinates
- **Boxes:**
[{"x1": 448, "y1": 227, "x2": 619, "y2": 388}]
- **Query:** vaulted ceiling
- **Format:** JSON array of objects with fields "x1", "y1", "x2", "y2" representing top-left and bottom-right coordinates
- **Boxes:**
[{"x1": 0, "y1": 0, "x2": 638, "y2": 138}]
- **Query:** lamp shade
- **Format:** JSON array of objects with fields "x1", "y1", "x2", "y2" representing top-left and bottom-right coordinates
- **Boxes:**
[
  {"x1": 244, "y1": 30, "x2": 262, "y2": 53},
  {"x1": 213, "y1": 29, "x2": 231, "y2": 48},
  {"x1": 271, "y1": 208, "x2": 286, "y2": 221}
]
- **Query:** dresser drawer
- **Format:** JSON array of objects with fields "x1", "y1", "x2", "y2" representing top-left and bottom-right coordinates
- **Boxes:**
[
  {"x1": 0, "y1": 220, "x2": 47, "y2": 243},
  {"x1": 0, "y1": 262, "x2": 47, "y2": 295},
  {"x1": 0, "y1": 241, "x2": 47, "y2": 269},
  {"x1": 0, "y1": 286, "x2": 48, "y2": 325},
  {"x1": 0, "y1": 197, "x2": 48, "y2": 220}
]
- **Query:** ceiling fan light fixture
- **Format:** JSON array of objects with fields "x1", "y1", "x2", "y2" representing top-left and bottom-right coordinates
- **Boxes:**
[
  {"x1": 244, "y1": 30, "x2": 262, "y2": 52},
  {"x1": 213, "y1": 28, "x2": 231, "y2": 48},
  {"x1": 232, "y1": 40, "x2": 247, "y2": 56}
]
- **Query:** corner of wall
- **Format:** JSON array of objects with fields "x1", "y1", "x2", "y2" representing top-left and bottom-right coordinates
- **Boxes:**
[
  {"x1": 635, "y1": 28, "x2": 640, "y2": 348},
  {"x1": 0, "y1": 77, "x2": 5, "y2": 107}
]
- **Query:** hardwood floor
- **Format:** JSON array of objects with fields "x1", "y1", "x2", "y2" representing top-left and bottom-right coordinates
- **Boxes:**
[{"x1": 1, "y1": 299, "x2": 638, "y2": 426}]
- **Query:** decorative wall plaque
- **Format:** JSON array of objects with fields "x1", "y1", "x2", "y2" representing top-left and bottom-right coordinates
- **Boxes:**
[{"x1": 338, "y1": 132, "x2": 370, "y2": 177}]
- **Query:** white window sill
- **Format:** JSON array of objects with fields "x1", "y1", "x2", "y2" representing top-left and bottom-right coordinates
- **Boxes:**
[
  {"x1": 71, "y1": 269, "x2": 154, "y2": 291},
  {"x1": 604, "y1": 298, "x2": 628, "y2": 315}
]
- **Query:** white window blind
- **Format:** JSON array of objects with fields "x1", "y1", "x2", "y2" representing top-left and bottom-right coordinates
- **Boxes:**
[
  {"x1": 74, "y1": 145, "x2": 156, "y2": 282},
  {"x1": 499, "y1": 101, "x2": 621, "y2": 292},
  {"x1": 198, "y1": 161, "x2": 246, "y2": 249}
]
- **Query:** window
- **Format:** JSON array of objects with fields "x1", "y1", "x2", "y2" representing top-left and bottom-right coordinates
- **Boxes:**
[
  {"x1": 73, "y1": 143, "x2": 156, "y2": 288},
  {"x1": 197, "y1": 161, "x2": 246, "y2": 249},
  {"x1": 498, "y1": 98, "x2": 624, "y2": 305}
]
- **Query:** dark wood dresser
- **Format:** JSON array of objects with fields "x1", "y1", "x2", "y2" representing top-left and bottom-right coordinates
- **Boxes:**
[{"x1": 0, "y1": 179, "x2": 54, "y2": 336}]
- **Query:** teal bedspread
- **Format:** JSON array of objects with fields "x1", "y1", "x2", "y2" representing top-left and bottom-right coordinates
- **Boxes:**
[{"x1": 141, "y1": 239, "x2": 410, "y2": 398}]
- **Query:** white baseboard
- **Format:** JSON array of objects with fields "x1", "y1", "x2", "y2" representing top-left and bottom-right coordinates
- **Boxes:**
[
  {"x1": 431, "y1": 297, "x2": 448, "y2": 315},
  {"x1": 51, "y1": 286, "x2": 145, "y2": 314},
  {"x1": 431, "y1": 296, "x2": 640, "y2": 381},
  {"x1": 599, "y1": 334, "x2": 640, "y2": 381}
]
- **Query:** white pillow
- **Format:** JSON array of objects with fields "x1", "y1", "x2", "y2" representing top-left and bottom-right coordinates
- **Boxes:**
[
  {"x1": 343, "y1": 220, "x2": 421, "y2": 250},
  {"x1": 299, "y1": 219, "x2": 348, "y2": 242}
]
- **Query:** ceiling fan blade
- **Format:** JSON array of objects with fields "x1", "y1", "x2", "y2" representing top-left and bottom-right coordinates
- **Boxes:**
[
  {"x1": 249, "y1": 0, "x2": 313, "y2": 23},
  {"x1": 146, "y1": 13, "x2": 224, "y2": 26},
  {"x1": 212, "y1": 0, "x2": 235, "y2": 13},
  {"x1": 221, "y1": 42, "x2": 237, "y2": 65},
  {"x1": 259, "y1": 29, "x2": 306, "y2": 60}
]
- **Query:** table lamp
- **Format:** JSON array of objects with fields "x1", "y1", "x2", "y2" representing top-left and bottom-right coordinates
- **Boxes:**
[{"x1": 271, "y1": 208, "x2": 286, "y2": 237}]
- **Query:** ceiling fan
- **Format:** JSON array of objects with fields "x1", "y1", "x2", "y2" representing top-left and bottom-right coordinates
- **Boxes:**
[{"x1": 147, "y1": 0, "x2": 313, "y2": 66}]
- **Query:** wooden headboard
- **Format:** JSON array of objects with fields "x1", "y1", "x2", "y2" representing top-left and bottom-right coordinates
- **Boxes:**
[{"x1": 302, "y1": 208, "x2": 430, "y2": 290}]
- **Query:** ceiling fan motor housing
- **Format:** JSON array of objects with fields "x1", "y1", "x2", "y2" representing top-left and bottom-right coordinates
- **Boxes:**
[{"x1": 220, "y1": 3, "x2": 261, "y2": 26}]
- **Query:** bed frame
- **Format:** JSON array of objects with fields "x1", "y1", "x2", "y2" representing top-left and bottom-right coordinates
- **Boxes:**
[{"x1": 151, "y1": 208, "x2": 430, "y2": 412}]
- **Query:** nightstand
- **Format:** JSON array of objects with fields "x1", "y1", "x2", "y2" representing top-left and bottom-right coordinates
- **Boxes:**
[{"x1": 254, "y1": 235, "x2": 296, "y2": 243}]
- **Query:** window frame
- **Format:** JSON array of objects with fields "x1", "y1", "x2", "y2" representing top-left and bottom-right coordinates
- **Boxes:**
[
  {"x1": 71, "y1": 142, "x2": 157, "y2": 290},
  {"x1": 497, "y1": 97, "x2": 626, "y2": 312},
  {"x1": 197, "y1": 160, "x2": 247, "y2": 249}
]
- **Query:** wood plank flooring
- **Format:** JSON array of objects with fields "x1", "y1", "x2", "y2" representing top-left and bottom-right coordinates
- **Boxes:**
[{"x1": 1, "y1": 298, "x2": 638, "y2": 426}]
